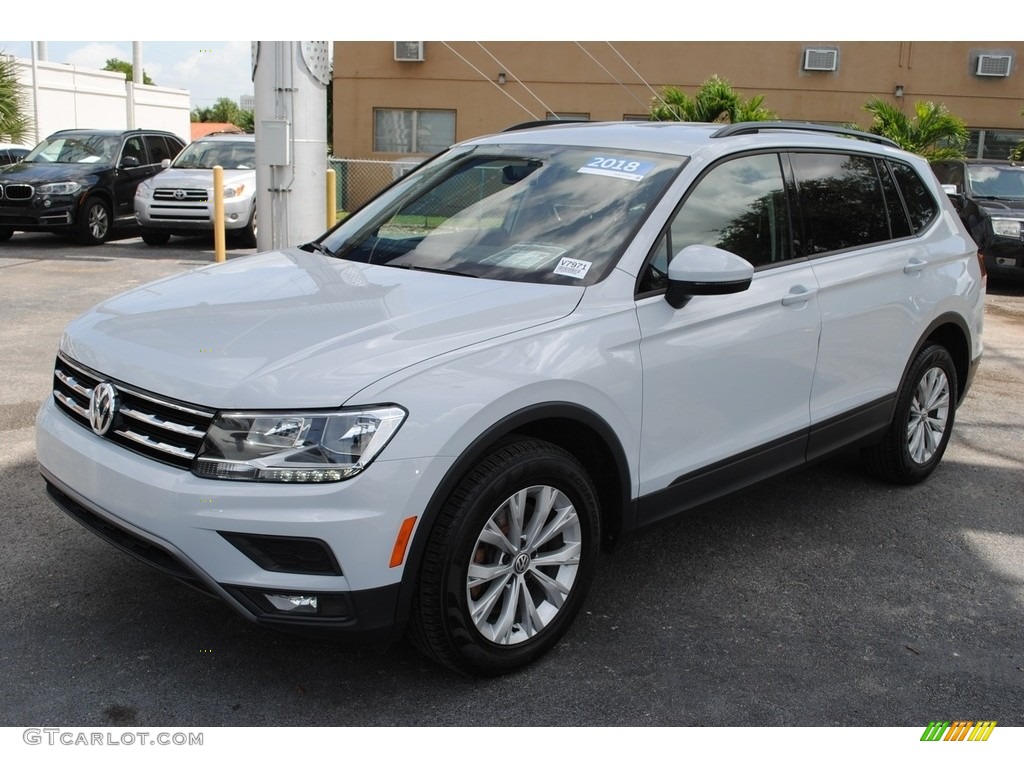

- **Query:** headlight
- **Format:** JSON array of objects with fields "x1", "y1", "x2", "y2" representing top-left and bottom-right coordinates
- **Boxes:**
[
  {"x1": 991, "y1": 218, "x2": 1022, "y2": 238},
  {"x1": 37, "y1": 181, "x2": 81, "y2": 195},
  {"x1": 135, "y1": 181, "x2": 153, "y2": 199},
  {"x1": 223, "y1": 183, "x2": 245, "y2": 199},
  {"x1": 192, "y1": 406, "x2": 407, "y2": 483}
]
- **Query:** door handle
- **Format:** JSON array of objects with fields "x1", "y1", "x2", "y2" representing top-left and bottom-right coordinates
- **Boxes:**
[
  {"x1": 781, "y1": 285, "x2": 817, "y2": 306},
  {"x1": 904, "y1": 258, "x2": 926, "y2": 275}
]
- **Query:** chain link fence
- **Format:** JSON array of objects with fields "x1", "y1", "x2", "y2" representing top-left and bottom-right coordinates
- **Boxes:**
[{"x1": 328, "y1": 158, "x2": 420, "y2": 213}]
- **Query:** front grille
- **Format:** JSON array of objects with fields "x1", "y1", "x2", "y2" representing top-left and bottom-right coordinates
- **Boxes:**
[
  {"x1": 154, "y1": 188, "x2": 208, "y2": 202},
  {"x1": 52, "y1": 352, "x2": 215, "y2": 470},
  {"x1": 1, "y1": 184, "x2": 34, "y2": 200}
]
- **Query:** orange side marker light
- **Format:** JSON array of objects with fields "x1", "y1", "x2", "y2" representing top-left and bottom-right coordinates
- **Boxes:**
[{"x1": 389, "y1": 516, "x2": 418, "y2": 568}]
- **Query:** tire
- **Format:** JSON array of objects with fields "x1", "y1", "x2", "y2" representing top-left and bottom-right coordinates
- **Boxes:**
[
  {"x1": 77, "y1": 196, "x2": 111, "y2": 245},
  {"x1": 863, "y1": 343, "x2": 957, "y2": 484},
  {"x1": 141, "y1": 231, "x2": 171, "y2": 246},
  {"x1": 409, "y1": 438, "x2": 600, "y2": 676},
  {"x1": 0, "y1": 226, "x2": 12, "y2": 242},
  {"x1": 237, "y1": 207, "x2": 257, "y2": 248}
]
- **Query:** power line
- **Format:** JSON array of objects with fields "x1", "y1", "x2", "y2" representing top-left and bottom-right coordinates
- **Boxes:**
[
  {"x1": 603, "y1": 41, "x2": 667, "y2": 110},
  {"x1": 473, "y1": 42, "x2": 559, "y2": 119},
  {"x1": 438, "y1": 42, "x2": 539, "y2": 121},
  {"x1": 573, "y1": 42, "x2": 651, "y2": 113}
]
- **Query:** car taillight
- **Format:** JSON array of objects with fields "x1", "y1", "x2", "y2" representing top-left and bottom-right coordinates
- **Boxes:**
[{"x1": 977, "y1": 250, "x2": 987, "y2": 288}]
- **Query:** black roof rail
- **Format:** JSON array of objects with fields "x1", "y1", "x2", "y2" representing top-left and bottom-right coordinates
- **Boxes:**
[
  {"x1": 711, "y1": 121, "x2": 900, "y2": 148},
  {"x1": 502, "y1": 119, "x2": 591, "y2": 132}
]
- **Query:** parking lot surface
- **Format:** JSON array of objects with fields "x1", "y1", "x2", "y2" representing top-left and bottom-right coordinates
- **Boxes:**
[{"x1": 1, "y1": 233, "x2": 1022, "y2": 726}]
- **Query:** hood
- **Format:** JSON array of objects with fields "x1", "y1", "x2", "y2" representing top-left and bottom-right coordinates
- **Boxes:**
[
  {"x1": 60, "y1": 248, "x2": 584, "y2": 408},
  {"x1": 978, "y1": 199, "x2": 1024, "y2": 215},
  {"x1": 0, "y1": 161, "x2": 106, "y2": 184},
  {"x1": 147, "y1": 167, "x2": 253, "y2": 188}
]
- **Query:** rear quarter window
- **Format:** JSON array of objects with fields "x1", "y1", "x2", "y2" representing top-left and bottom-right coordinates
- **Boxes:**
[{"x1": 889, "y1": 161, "x2": 939, "y2": 234}]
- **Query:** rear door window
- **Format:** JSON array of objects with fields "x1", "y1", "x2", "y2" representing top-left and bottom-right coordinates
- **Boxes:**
[{"x1": 790, "y1": 152, "x2": 889, "y2": 255}]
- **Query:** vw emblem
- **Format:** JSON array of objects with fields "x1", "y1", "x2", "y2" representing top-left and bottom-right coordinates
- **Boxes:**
[
  {"x1": 173, "y1": 189, "x2": 186, "y2": 200},
  {"x1": 513, "y1": 552, "x2": 531, "y2": 574},
  {"x1": 89, "y1": 382, "x2": 119, "y2": 436}
]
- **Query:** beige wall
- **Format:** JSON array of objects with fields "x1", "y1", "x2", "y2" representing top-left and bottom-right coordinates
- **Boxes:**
[{"x1": 332, "y1": 41, "x2": 1024, "y2": 159}]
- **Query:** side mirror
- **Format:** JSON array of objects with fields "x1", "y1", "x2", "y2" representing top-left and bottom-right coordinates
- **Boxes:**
[
  {"x1": 665, "y1": 244, "x2": 754, "y2": 309},
  {"x1": 941, "y1": 184, "x2": 965, "y2": 213},
  {"x1": 160, "y1": 158, "x2": 171, "y2": 169},
  {"x1": 121, "y1": 155, "x2": 140, "y2": 168}
]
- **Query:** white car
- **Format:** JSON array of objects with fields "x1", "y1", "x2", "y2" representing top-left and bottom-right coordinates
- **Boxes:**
[
  {"x1": 37, "y1": 121, "x2": 984, "y2": 675},
  {"x1": 134, "y1": 133, "x2": 256, "y2": 247}
]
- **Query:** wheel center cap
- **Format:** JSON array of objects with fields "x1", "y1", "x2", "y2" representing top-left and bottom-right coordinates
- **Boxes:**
[{"x1": 513, "y1": 552, "x2": 531, "y2": 574}]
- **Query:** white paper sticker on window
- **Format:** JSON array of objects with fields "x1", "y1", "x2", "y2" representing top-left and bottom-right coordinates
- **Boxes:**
[{"x1": 553, "y1": 256, "x2": 592, "y2": 279}]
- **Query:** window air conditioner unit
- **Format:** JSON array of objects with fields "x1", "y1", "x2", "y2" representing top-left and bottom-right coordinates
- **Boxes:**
[
  {"x1": 394, "y1": 42, "x2": 424, "y2": 62},
  {"x1": 803, "y1": 48, "x2": 838, "y2": 72},
  {"x1": 976, "y1": 54, "x2": 1011, "y2": 77}
]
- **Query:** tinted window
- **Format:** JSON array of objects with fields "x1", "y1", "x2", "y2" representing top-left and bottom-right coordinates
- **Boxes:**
[
  {"x1": 121, "y1": 136, "x2": 147, "y2": 166},
  {"x1": 890, "y1": 161, "x2": 938, "y2": 233},
  {"x1": 145, "y1": 135, "x2": 175, "y2": 165},
  {"x1": 931, "y1": 161, "x2": 964, "y2": 191},
  {"x1": 791, "y1": 153, "x2": 888, "y2": 255},
  {"x1": 879, "y1": 161, "x2": 912, "y2": 239},
  {"x1": 669, "y1": 153, "x2": 791, "y2": 268}
]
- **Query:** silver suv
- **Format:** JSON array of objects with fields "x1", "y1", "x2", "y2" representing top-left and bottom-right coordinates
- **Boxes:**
[
  {"x1": 134, "y1": 133, "x2": 257, "y2": 247},
  {"x1": 37, "y1": 121, "x2": 984, "y2": 676}
]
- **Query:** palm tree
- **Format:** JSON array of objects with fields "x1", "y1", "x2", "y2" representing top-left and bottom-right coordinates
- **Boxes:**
[
  {"x1": 649, "y1": 75, "x2": 776, "y2": 124},
  {"x1": 0, "y1": 53, "x2": 33, "y2": 144},
  {"x1": 863, "y1": 98, "x2": 967, "y2": 160}
]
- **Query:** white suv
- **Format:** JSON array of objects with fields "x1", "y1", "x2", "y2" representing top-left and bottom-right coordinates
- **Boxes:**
[
  {"x1": 37, "y1": 121, "x2": 984, "y2": 676},
  {"x1": 134, "y1": 133, "x2": 257, "y2": 247}
]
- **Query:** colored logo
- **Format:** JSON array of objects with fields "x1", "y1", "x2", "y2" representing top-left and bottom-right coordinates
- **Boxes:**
[{"x1": 921, "y1": 721, "x2": 996, "y2": 741}]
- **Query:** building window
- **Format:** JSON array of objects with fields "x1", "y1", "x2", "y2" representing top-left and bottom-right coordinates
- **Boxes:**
[
  {"x1": 966, "y1": 129, "x2": 1024, "y2": 160},
  {"x1": 545, "y1": 112, "x2": 590, "y2": 121},
  {"x1": 373, "y1": 108, "x2": 455, "y2": 154}
]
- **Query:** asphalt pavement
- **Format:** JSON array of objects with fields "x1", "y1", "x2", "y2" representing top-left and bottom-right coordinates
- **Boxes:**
[{"x1": 1, "y1": 232, "x2": 1022, "y2": 728}]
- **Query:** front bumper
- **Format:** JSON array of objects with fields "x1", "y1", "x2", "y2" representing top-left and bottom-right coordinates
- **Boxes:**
[
  {"x1": 36, "y1": 396, "x2": 444, "y2": 639},
  {"x1": 981, "y1": 241, "x2": 1024, "y2": 280},
  {"x1": 134, "y1": 196, "x2": 252, "y2": 233},
  {"x1": 0, "y1": 198, "x2": 76, "y2": 230}
]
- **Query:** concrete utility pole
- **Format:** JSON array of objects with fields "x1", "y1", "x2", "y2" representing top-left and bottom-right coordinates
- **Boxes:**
[
  {"x1": 132, "y1": 42, "x2": 143, "y2": 84},
  {"x1": 252, "y1": 41, "x2": 330, "y2": 251},
  {"x1": 127, "y1": 42, "x2": 143, "y2": 129}
]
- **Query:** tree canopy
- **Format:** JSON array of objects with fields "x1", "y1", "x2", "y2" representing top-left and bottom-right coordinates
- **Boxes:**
[
  {"x1": 191, "y1": 97, "x2": 254, "y2": 132},
  {"x1": 863, "y1": 98, "x2": 967, "y2": 160},
  {"x1": 649, "y1": 75, "x2": 776, "y2": 124},
  {"x1": 0, "y1": 53, "x2": 32, "y2": 144},
  {"x1": 103, "y1": 58, "x2": 154, "y2": 85}
]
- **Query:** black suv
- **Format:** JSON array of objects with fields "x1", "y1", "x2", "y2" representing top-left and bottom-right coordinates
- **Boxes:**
[
  {"x1": 932, "y1": 159, "x2": 1024, "y2": 281},
  {"x1": 0, "y1": 129, "x2": 185, "y2": 245}
]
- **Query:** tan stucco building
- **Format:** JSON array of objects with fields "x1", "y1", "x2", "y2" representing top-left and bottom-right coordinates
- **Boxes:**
[{"x1": 332, "y1": 41, "x2": 1024, "y2": 160}]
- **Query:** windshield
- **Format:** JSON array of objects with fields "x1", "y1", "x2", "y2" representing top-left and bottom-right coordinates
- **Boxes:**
[
  {"x1": 967, "y1": 164, "x2": 1024, "y2": 199},
  {"x1": 24, "y1": 135, "x2": 119, "y2": 164},
  {"x1": 173, "y1": 139, "x2": 255, "y2": 170},
  {"x1": 320, "y1": 143, "x2": 682, "y2": 285}
]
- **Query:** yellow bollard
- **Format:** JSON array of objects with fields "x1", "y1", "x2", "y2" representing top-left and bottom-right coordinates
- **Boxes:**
[
  {"x1": 326, "y1": 168, "x2": 337, "y2": 229},
  {"x1": 213, "y1": 165, "x2": 226, "y2": 263}
]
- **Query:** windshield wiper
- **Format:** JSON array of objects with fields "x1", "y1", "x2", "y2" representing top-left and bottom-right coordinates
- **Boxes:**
[
  {"x1": 301, "y1": 241, "x2": 336, "y2": 257},
  {"x1": 387, "y1": 263, "x2": 478, "y2": 278}
]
